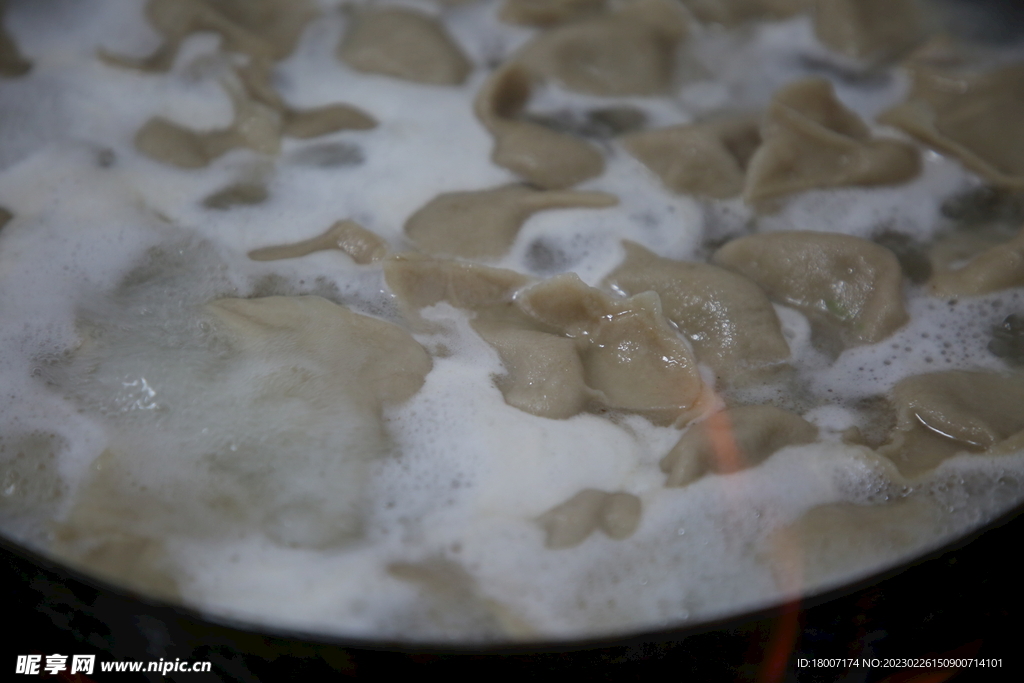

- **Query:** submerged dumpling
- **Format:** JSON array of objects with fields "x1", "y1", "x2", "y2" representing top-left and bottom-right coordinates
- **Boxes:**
[
  {"x1": 605, "y1": 241, "x2": 789, "y2": 382},
  {"x1": 813, "y1": 0, "x2": 925, "y2": 63},
  {"x1": 661, "y1": 405, "x2": 817, "y2": 486},
  {"x1": 744, "y1": 78, "x2": 920, "y2": 205},
  {"x1": 207, "y1": 296, "x2": 431, "y2": 411},
  {"x1": 338, "y1": 7, "x2": 471, "y2": 86},
  {"x1": 879, "y1": 370, "x2": 1024, "y2": 477},
  {"x1": 516, "y1": 0, "x2": 688, "y2": 97},
  {"x1": 713, "y1": 231, "x2": 908, "y2": 346},
  {"x1": 878, "y1": 42, "x2": 1024, "y2": 190},
  {"x1": 622, "y1": 115, "x2": 762, "y2": 199},
  {"x1": 405, "y1": 184, "x2": 617, "y2": 260},
  {"x1": 475, "y1": 64, "x2": 604, "y2": 188}
]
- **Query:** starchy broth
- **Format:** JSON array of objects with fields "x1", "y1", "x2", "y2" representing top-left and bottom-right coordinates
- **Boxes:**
[{"x1": 2, "y1": 0, "x2": 1024, "y2": 642}]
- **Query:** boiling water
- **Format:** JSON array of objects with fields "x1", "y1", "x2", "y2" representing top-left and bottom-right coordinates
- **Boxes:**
[{"x1": 1, "y1": 0, "x2": 1023, "y2": 641}]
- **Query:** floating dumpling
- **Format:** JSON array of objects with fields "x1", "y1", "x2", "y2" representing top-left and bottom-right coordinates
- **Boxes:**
[
  {"x1": 660, "y1": 405, "x2": 817, "y2": 486},
  {"x1": 713, "y1": 231, "x2": 908, "y2": 346},
  {"x1": 744, "y1": 78, "x2": 920, "y2": 205},
  {"x1": 473, "y1": 321, "x2": 596, "y2": 419},
  {"x1": 237, "y1": 58, "x2": 377, "y2": 139},
  {"x1": 604, "y1": 241, "x2": 789, "y2": 383},
  {"x1": 878, "y1": 43, "x2": 1024, "y2": 190},
  {"x1": 516, "y1": 274, "x2": 705, "y2": 425},
  {"x1": 516, "y1": 0, "x2": 688, "y2": 97},
  {"x1": 384, "y1": 255, "x2": 532, "y2": 316},
  {"x1": 499, "y1": 0, "x2": 606, "y2": 26},
  {"x1": 537, "y1": 489, "x2": 642, "y2": 548},
  {"x1": 681, "y1": 0, "x2": 807, "y2": 26},
  {"x1": 927, "y1": 229, "x2": 1024, "y2": 297},
  {"x1": 338, "y1": 7, "x2": 471, "y2": 86},
  {"x1": 405, "y1": 184, "x2": 617, "y2": 260},
  {"x1": 879, "y1": 370, "x2": 1024, "y2": 477},
  {"x1": 813, "y1": 0, "x2": 925, "y2": 63},
  {"x1": 475, "y1": 64, "x2": 605, "y2": 188},
  {"x1": 134, "y1": 81, "x2": 281, "y2": 167},
  {"x1": 100, "y1": 0, "x2": 315, "y2": 71},
  {"x1": 249, "y1": 220, "x2": 389, "y2": 265},
  {"x1": 622, "y1": 115, "x2": 761, "y2": 199}
]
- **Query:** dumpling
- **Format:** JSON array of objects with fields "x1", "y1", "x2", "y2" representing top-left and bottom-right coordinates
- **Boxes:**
[
  {"x1": 134, "y1": 80, "x2": 282, "y2": 167},
  {"x1": 99, "y1": 0, "x2": 315, "y2": 72},
  {"x1": 660, "y1": 405, "x2": 817, "y2": 486},
  {"x1": 621, "y1": 115, "x2": 762, "y2": 199},
  {"x1": 537, "y1": 489, "x2": 642, "y2": 548},
  {"x1": 813, "y1": 0, "x2": 925, "y2": 63},
  {"x1": 927, "y1": 229, "x2": 1024, "y2": 297},
  {"x1": 604, "y1": 241, "x2": 789, "y2": 383},
  {"x1": 206, "y1": 296, "x2": 432, "y2": 411},
  {"x1": 472, "y1": 322, "x2": 596, "y2": 419},
  {"x1": 713, "y1": 231, "x2": 908, "y2": 346},
  {"x1": 879, "y1": 370, "x2": 1024, "y2": 476},
  {"x1": 878, "y1": 41, "x2": 1024, "y2": 190},
  {"x1": 404, "y1": 184, "x2": 617, "y2": 260},
  {"x1": 383, "y1": 254, "x2": 531, "y2": 317},
  {"x1": 499, "y1": 0, "x2": 606, "y2": 26},
  {"x1": 474, "y1": 64, "x2": 605, "y2": 188},
  {"x1": 516, "y1": 274, "x2": 705, "y2": 425},
  {"x1": 744, "y1": 78, "x2": 919, "y2": 206},
  {"x1": 248, "y1": 220, "x2": 389, "y2": 265},
  {"x1": 516, "y1": 0, "x2": 688, "y2": 97},
  {"x1": 681, "y1": 0, "x2": 807, "y2": 26},
  {"x1": 338, "y1": 7, "x2": 471, "y2": 86},
  {"x1": 237, "y1": 58, "x2": 377, "y2": 139}
]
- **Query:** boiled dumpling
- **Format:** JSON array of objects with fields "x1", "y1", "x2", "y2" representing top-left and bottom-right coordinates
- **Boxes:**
[
  {"x1": 604, "y1": 241, "x2": 789, "y2": 383},
  {"x1": 713, "y1": 231, "x2": 908, "y2": 346},
  {"x1": 744, "y1": 78, "x2": 920, "y2": 205},
  {"x1": 405, "y1": 184, "x2": 617, "y2": 260}
]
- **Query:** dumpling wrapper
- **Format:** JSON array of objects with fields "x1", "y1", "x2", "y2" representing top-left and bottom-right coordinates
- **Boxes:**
[
  {"x1": 879, "y1": 370, "x2": 1024, "y2": 477},
  {"x1": 405, "y1": 184, "x2": 617, "y2": 260},
  {"x1": 338, "y1": 7, "x2": 471, "y2": 86},
  {"x1": 661, "y1": 405, "x2": 817, "y2": 486},
  {"x1": 744, "y1": 78, "x2": 920, "y2": 206},
  {"x1": 713, "y1": 231, "x2": 908, "y2": 346},
  {"x1": 605, "y1": 241, "x2": 789, "y2": 383}
]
